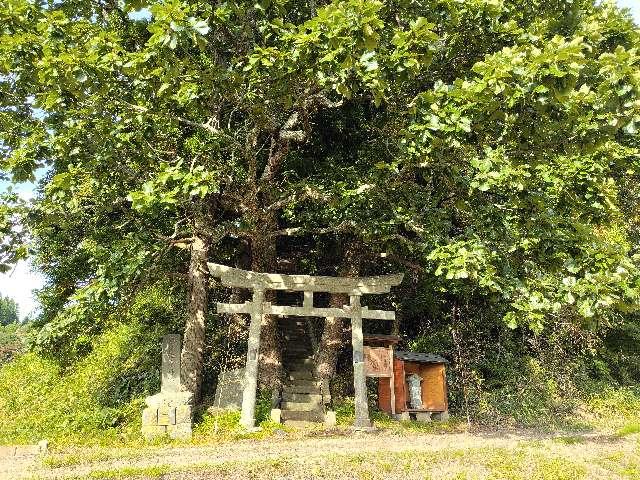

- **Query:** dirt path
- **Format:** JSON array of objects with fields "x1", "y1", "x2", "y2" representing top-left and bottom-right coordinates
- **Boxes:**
[
  {"x1": 0, "y1": 444, "x2": 48, "y2": 480},
  {"x1": 4, "y1": 429, "x2": 638, "y2": 480}
]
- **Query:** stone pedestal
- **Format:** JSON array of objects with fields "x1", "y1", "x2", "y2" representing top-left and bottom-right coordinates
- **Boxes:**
[
  {"x1": 396, "y1": 411, "x2": 411, "y2": 422},
  {"x1": 324, "y1": 411, "x2": 337, "y2": 428},
  {"x1": 142, "y1": 335, "x2": 193, "y2": 440},
  {"x1": 142, "y1": 391, "x2": 194, "y2": 440},
  {"x1": 433, "y1": 410, "x2": 450, "y2": 421},
  {"x1": 270, "y1": 408, "x2": 281, "y2": 424},
  {"x1": 415, "y1": 412, "x2": 432, "y2": 423}
]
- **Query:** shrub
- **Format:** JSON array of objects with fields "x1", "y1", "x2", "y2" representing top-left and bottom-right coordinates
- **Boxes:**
[
  {"x1": 0, "y1": 322, "x2": 27, "y2": 364},
  {"x1": 584, "y1": 386, "x2": 640, "y2": 433},
  {"x1": 0, "y1": 321, "x2": 163, "y2": 445}
]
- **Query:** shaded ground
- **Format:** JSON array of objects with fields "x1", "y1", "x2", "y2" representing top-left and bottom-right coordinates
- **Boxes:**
[{"x1": 3, "y1": 427, "x2": 640, "y2": 480}]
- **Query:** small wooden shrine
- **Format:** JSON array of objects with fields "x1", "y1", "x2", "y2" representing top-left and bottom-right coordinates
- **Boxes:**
[{"x1": 364, "y1": 335, "x2": 449, "y2": 421}]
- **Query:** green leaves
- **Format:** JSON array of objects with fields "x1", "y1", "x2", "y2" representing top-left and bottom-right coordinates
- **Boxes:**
[
  {"x1": 0, "y1": 192, "x2": 28, "y2": 274},
  {"x1": 398, "y1": 2, "x2": 640, "y2": 332},
  {"x1": 128, "y1": 161, "x2": 219, "y2": 212},
  {"x1": 147, "y1": 1, "x2": 211, "y2": 50},
  {"x1": 429, "y1": 241, "x2": 499, "y2": 290},
  {"x1": 241, "y1": 0, "x2": 437, "y2": 106},
  {"x1": 2, "y1": 0, "x2": 640, "y2": 349}
]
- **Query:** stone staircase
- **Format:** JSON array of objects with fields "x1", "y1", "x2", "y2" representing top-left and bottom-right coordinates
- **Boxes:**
[{"x1": 280, "y1": 318, "x2": 327, "y2": 426}]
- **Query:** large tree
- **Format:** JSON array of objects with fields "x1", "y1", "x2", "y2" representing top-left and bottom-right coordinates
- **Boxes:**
[{"x1": 2, "y1": 0, "x2": 639, "y2": 403}]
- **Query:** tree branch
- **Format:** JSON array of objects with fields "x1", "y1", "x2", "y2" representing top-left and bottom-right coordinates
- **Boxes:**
[{"x1": 269, "y1": 220, "x2": 355, "y2": 238}]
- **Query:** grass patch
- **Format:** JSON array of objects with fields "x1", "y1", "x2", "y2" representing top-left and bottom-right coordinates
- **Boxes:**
[
  {"x1": 42, "y1": 447, "x2": 151, "y2": 469},
  {"x1": 192, "y1": 409, "x2": 293, "y2": 443},
  {"x1": 552, "y1": 435, "x2": 585, "y2": 445},
  {"x1": 595, "y1": 450, "x2": 640, "y2": 479},
  {"x1": 334, "y1": 397, "x2": 465, "y2": 435},
  {"x1": 83, "y1": 465, "x2": 171, "y2": 479},
  {"x1": 35, "y1": 442, "x2": 630, "y2": 480},
  {"x1": 582, "y1": 387, "x2": 640, "y2": 433},
  {"x1": 616, "y1": 423, "x2": 640, "y2": 437},
  {"x1": 0, "y1": 321, "x2": 164, "y2": 446}
]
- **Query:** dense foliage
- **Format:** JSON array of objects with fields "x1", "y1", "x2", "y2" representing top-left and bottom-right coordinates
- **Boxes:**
[
  {"x1": 0, "y1": 285, "x2": 182, "y2": 444},
  {"x1": 0, "y1": 0, "x2": 639, "y2": 435},
  {"x1": 0, "y1": 294, "x2": 18, "y2": 325},
  {"x1": 0, "y1": 321, "x2": 26, "y2": 363}
]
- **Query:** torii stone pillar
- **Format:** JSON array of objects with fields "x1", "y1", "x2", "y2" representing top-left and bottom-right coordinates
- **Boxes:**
[
  {"x1": 350, "y1": 294, "x2": 371, "y2": 429},
  {"x1": 240, "y1": 288, "x2": 264, "y2": 428},
  {"x1": 208, "y1": 263, "x2": 403, "y2": 430}
]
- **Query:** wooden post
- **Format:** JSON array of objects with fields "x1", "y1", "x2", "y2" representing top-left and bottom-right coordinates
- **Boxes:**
[
  {"x1": 350, "y1": 294, "x2": 372, "y2": 429},
  {"x1": 240, "y1": 288, "x2": 264, "y2": 429},
  {"x1": 389, "y1": 346, "x2": 396, "y2": 416}
]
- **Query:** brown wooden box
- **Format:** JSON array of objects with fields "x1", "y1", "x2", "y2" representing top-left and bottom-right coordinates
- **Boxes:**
[{"x1": 378, "y1": 352, "x2": 448, "y2": 414}]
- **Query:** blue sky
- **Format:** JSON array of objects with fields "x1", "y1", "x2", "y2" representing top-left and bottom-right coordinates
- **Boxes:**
[
  {"x1": 618, "y1": 0, "x2": 640, "y2": 19},
  {"x1": 1, "y1": 1, "x2": 639, "y2": 320}
]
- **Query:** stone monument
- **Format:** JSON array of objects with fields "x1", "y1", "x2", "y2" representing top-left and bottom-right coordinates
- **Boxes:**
[
  {"x1": 213, "y1": 368, "x2": 245, "y2": 410},
  {"x1": 407, "y1": 373, "x2": 423, "y2": 410},
  {"x1": 141, "y1": 334, "x2": 193, "y2": 440}
]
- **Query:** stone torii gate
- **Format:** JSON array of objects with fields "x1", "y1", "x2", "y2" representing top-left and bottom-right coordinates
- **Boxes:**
[{"x1": 209, "y1": 263, "x2": 404, "y2": 430}]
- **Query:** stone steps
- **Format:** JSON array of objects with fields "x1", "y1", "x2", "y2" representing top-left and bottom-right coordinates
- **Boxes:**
[
  {"x1": 287, "y1": 358, "x2": 314, "y2": 366},
  {"x1": 286, "y1": 370, "x2": 314, "y2": 381},
  {"x1": 279, "y1": 318, "x2": 326, "y2": 426},
  {"x1": 283, "y1": 344, "x2": 312, "y2": 349},
  {"x1": 283, "y1": 385, "x2": 321, "y2": 395},
  {"x1": 283, "y1": 358, "x2": 312, "y2": 364},
  {"x1": 283, "y1": 380, "x2": 322, "y2": 393},
  {"x1": 281, "y1": 400, "x2": 322, "y2": 411},
  {"x1": 282, "y1": 336, "x2": 308, "y2": 342},
  {"x1": 281, "y1": 409, "x2": 325, "y2": 422},
  {"x1": 283, "y1": 366, "x2": 314, "y2": 376},
  {"x1": 282, "y1": 420, "x2": 320, "y2": 428},
  {"x1": 282, "y1": 392, "x2": 323, "y2": 402},
  {"x1": 283, "y1": 347, "x2": 312, "y2": 354}
]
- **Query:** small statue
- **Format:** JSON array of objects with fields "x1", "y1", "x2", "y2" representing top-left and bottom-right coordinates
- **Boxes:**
[{"x1": 407, "y1": 373, "x2": 423, "y2": 409}]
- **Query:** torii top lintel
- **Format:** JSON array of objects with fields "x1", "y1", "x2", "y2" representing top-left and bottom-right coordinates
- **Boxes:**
[{"x1": 208, "y1": 263, "x2": 404, "y2": 295}]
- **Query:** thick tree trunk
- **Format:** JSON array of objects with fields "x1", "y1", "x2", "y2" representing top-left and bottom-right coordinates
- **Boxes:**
[
  {"x1": 225, "y1": 244, "x2": 252, "y2": 369},
  {"x1": 252, "y1": 211, "x2": 282, "y2": 390},
  {"x1": 314, "y1": 293, "x2": 348, "y2": 380},
  {"x1": 180, "y1": 234, "x2": 210, "y2": 401},
  {"x1": 314, "y1": 244, "x2": 361, "y2": 380}
]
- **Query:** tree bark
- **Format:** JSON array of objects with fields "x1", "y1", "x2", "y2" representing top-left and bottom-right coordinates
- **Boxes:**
[
  {"x1": 180, "y1": 233, "x2": 210, "y2": 401},
  {"x1": 314, "y1": 293, "x2": 348, "y2": 379},
  {"x1": 314, "y1": 243, "x2": 361, "y2": 380},
  {"x1": 252, "y1": 210, "x2": 282, "y2": 390}
]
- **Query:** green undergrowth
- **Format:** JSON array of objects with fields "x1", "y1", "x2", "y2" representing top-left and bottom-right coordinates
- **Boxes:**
[
  {"x1": 192, "y1": 409, "x2": 289, "y2": 442},
  {"x1": 332, "y1": 383, "x2": 640, "y2": 438},
  {"x1": 3, "y1": 319, "x2": 640, "y2": 448},
  {"x1": 333, "y1": 396, "x2": 465, "y2": 434},
  {"x1": 583, "y1": 386, "x2": 640, "y2": 435},
  {"x1": 0, "y1": 322, "x2": 28, "y2": 364},
  {"x1": 0, "y1": 321, "x2": 162, "y2": 446}
]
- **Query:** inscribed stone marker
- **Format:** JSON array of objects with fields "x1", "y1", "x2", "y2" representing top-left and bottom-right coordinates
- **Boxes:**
[
  {"x1": 213, "y1": 368, "x2": 246, "y2": 410},
  {"x1": 142, "y1": 334, "x2": 193, "y2": 441},
  {"x1": 161, "y1": 334, "x2": 181, "y2": 393}
]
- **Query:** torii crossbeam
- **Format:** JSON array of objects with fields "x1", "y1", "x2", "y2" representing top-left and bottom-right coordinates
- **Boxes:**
[{"x1": 209, "y1": 263, "x2": 404, "y2": 430}]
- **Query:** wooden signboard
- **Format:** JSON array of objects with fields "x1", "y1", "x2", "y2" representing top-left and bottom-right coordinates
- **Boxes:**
[{"x1": 364, "y1": 346, "x2": 392, "y2": 377}]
